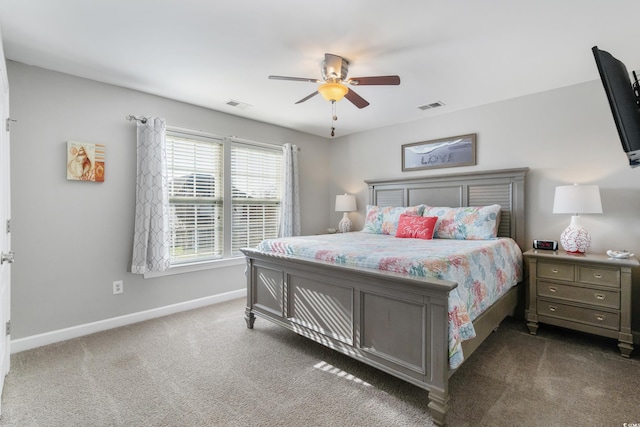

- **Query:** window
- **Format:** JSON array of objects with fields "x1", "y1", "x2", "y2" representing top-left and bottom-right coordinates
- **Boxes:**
[
  {"x1": 231, "y1": 144, "x2": 283, "y2": 254},
  {"x1": 167, "y1": 132, "x2": 223, "y2": 264},
  {"x1": 166, "y1": 129, "x2": 283, "y2": 267}
]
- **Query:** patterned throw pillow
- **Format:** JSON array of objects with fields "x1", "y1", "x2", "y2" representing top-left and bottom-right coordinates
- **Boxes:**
[
  {"x1": 395, "y1": 215, "x2": 438, "y2": 240},
  {"x1": 362, "y1": 205, "x2": 426, "y2": 235},
  {"x1": 423, "y1": 204, "x2": 501, "y2": 240}
]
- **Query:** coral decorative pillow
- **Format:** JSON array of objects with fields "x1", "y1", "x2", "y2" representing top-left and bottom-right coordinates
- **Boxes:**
[
  {"x1": 395, "y1": 215, "x2": 438, "y2": 240},
  {"x1": 362, "y1": 205, "x2": 426, "y2": 235},
  {"x1": 423, "y1": 204, "x2": 501, "y2": 240}
]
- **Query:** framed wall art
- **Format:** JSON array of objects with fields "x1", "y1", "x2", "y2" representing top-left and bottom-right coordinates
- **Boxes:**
[
  {"x1": 402, "y1": 133, "x2": 476, "y2": 171},
  {"x1": 66, "y1": 141, "x2": 105, "y2": 182}
]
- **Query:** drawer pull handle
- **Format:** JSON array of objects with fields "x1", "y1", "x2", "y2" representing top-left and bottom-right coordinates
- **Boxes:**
[
  {"x1": 595, "y1": 314, "x2": 606, "y2": 322},
  {"x1": 548, "y1": 305, "x2": 557, "y2": 312},
  {"x1": 593, "y1": 273, "x2": 603, "y2": 279},
  {"x1": 548, "y1": 286, "x2": 557, "y2": 293},
  {"x1": 551, "y1": 268, "x2": 559, "y2": 273},
  {"x1": 594, "y1": 293, "x2": 605, "y2": 300}
]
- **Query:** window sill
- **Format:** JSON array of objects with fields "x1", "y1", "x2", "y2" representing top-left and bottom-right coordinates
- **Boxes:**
[{"x1": 143, "y1": 256, "x2": 246, "y2": 279}]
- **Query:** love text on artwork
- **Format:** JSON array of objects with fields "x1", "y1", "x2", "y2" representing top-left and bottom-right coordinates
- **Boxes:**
[{"x1": 421, "y1": 153, "x2": 453, "y2": 165}]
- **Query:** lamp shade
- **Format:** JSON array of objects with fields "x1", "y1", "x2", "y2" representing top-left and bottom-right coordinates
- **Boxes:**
[
  {"x1": 553, "y1": 184, "x2": 602, "y2": 214},
  {"x1": 335, "y1": 194, "x2": 356, "y2": 212},
  {"x1": 318, "y1": 82, "x2": 349, "y2": 102}
]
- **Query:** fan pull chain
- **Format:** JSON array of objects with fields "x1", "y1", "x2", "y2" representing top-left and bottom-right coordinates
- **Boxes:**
[{"x1": 330, "y1": 100, "x2": 337, "y2": 137}]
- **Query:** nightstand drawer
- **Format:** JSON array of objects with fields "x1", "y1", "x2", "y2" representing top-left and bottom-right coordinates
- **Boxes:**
[
  {"x1": 578, "y1": 266, "x2": 620, "y2": 288},
  {"x1": 537, "y1": 281, "x2": 620, "y2": 309},
  {"x1": 538, "y1": 261, "x2": 574, "y2": 281},
  {"x1": 538, "y1": 299, "x2": 619, "y2": 331}
]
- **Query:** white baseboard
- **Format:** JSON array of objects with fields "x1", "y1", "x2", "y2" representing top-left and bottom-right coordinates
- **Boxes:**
[{"x1": 10, "y1": 288, "x2": 246, "y2": 354}]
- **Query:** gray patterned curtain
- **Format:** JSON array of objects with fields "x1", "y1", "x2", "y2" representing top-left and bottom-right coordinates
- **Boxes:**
[
  {"x1": 130, "y1": 117, "x2": 171, "y2": 274},
  {"x1": 279, "y1": 143, "x2": 300, "y2": 237}
]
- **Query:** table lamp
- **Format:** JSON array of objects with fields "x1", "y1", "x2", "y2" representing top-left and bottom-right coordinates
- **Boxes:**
[
  {"x1": 335, "y1": 193, "x2": 357, "y2": 233},
  {"x1": 552, "y1": 184, "x2": 602, "y2": 253}
]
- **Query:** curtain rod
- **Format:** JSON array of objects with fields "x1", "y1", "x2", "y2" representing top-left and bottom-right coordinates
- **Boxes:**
[
  {"x1": 230, "y1": 136, "x2": 301, "y2": 151},
  {"x1": 127, "y1": 117, "x2": 300, "y2": 151},
  {"x1": 126, "y1": 115, "x2": 148, "y2": 124}
]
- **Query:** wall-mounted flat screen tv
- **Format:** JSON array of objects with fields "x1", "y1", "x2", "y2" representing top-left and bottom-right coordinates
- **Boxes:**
[{"x1": 592, "y1": 46, "x2": 640, "y2": 168}]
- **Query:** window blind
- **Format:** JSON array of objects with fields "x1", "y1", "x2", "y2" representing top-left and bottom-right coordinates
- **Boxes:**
[
  {"x1": 167, "y1": 133, "x2": 224, "y2": 264},
  {"x1": 230, "y1": 143, "x2": 282, "y2": 254}
]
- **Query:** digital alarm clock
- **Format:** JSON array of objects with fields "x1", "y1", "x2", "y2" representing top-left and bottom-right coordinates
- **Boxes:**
[{"x1": 533, "y1": 239, "x2": 558, "y2": 250}]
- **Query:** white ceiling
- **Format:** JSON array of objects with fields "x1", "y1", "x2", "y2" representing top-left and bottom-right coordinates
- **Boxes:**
[{"x1": 1, "y1": 0, "x2": 640, "y2": 138}]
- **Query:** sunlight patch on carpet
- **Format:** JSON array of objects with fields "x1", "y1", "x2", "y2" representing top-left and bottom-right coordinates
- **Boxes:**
[{"x1": 314, "y1": 361, "x2": 372, "y2": 386}]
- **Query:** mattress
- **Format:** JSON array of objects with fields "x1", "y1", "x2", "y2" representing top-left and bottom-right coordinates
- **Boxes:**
[{"x1": 256, "y1": 231, "x2": 523, "y2": 368}]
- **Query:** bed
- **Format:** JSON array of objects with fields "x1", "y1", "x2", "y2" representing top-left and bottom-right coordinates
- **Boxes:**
[{"x1": 241, "y1": 168, "x2": 527, "y2": 426}]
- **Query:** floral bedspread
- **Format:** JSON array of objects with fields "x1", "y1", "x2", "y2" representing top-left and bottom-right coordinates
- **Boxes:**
[{"x1": 256, "y1": 232, "x2": 523, "y2": 369}]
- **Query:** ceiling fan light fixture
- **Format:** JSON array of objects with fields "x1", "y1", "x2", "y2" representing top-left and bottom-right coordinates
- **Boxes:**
[{"x1": 318, "y1": 82, "x2": 349, "y2": 102}]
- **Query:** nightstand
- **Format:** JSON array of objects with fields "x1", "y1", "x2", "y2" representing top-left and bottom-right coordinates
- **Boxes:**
[{"x1": 524, "y1": 249, "x2": 639, "y2": 357}]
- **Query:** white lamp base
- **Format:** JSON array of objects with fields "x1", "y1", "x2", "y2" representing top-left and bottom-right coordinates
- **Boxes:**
[
  {"x1": 338, "y1": 212, "x2": 352, "y2": 233},
  {"x1": 560, "y1": 215, "x2": 591, "y2": 253}
]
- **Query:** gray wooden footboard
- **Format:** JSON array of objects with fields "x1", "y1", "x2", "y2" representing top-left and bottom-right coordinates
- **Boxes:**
[
  {"x1": 242, "y1": 167, "x2": 528, "y2": 426},
  {"x1": 241, "y1": 248, "x2": 457, "y2": 426}
]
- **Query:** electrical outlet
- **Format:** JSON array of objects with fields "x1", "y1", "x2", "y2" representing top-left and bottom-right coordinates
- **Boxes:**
[{"x1": 113, "y1": 280, "x2": 123, "y2": 295}]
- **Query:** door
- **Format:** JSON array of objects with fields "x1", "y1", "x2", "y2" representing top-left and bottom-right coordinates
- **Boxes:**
[{"x1": 0, "y1": 34, "x2": 12, "y2": 412}]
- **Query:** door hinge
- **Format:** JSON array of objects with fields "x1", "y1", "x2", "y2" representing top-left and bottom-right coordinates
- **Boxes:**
[
  {"x1": 6, "y1": 219, "x2": 10, "y2": 234},
  {"x1": 5, "y1": 118, "x2": 16, "y2": 132},
  {"x1": 5, "y1": 321, "x2": 10, "y2": 336}
]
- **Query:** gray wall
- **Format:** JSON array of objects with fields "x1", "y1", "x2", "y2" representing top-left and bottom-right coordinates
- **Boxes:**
[
  {"x1": 8, "y1": 61, "x2": 331, "y2": 339},
  {"x1": 9, "y1": 58, "x2": 640, "y2": 341},
  {"x1": 328, "y1": 80, "x2": 640, "y2": 333}
]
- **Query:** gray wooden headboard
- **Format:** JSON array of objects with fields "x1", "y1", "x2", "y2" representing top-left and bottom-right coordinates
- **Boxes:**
[{"x1": 365, "y1": 168, "x2": 528, "y2": 250}]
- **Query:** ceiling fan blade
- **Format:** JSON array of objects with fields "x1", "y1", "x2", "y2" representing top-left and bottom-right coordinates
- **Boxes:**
[
  {"x1": 295, "y1": 91, "x2": 319, "y2": 104},
  {"x1": 269, "y1": 75, "x2": 320, "y2": 83},
  {"x1": 344, "y1": 89, "x2": 370, "y2": 109},
  {"x1": 348, "y1": 75, "x2": 401, "y2": 86}
]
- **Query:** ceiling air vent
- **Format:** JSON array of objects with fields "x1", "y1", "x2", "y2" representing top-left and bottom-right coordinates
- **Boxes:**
[
  {"x1": 418, "y1": 101, "x2": 445, "y2": 110},
  {"x1": 226, "y1": 100, "x2": 252, "y2": 110}
]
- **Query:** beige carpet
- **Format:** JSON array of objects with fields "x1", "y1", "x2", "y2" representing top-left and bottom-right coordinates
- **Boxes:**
[{"x1": 0, "y1": 297, "x2": 638, "y2": 426}]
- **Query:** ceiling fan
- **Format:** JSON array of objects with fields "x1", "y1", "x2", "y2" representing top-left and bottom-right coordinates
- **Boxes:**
[{"x1": 268, "y1": 53, "x2": 401, "y2": 109}]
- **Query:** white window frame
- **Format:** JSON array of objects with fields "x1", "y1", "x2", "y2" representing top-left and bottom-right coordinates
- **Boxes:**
[{"x1": 145, "y1": 127, "x2": 283, "y2": 278}]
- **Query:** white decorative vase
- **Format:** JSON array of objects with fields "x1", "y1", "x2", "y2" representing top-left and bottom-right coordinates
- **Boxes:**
[
  {"x1": 338, "y1": 212, "x2": 352, "y2": 233},
  {"x1": 560, "y1": 215, "x2": 591, "y2": 253}
]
